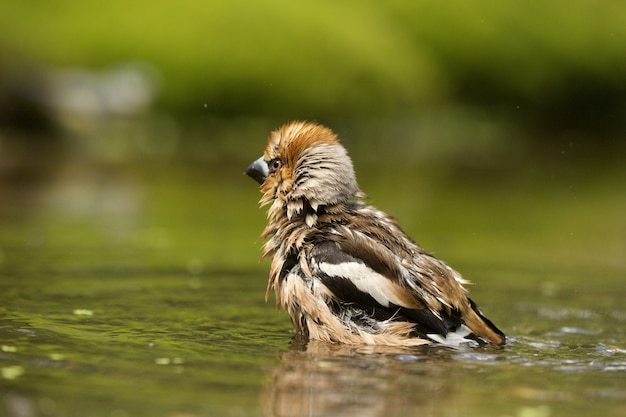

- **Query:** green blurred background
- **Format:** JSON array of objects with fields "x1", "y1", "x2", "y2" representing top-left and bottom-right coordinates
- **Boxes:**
[
  {"x1": 2, "y1": 1, "x2": 625, "y2": 128},
  {"x1": 1, "y1": 4, "x2": 626, "y2": 416},
  {"x1": 0, "y1": 0, "x2": 624, "y2": 267}
]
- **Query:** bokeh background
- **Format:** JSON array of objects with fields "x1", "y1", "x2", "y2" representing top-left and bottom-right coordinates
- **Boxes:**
[
  {"x1": 2, "y1": 1, "x2": 625, "y2": 146},
  {"x1": 1, "y1": 0, "x2": 624, "y2": 269},
  {"x1": 1, "y1": 2, "x2": 626, "y2": 416}
]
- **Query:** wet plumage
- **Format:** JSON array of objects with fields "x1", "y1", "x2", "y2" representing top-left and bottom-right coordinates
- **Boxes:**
[{"x1": 245, "y1": 121, "x2": 505, "y2": 347}]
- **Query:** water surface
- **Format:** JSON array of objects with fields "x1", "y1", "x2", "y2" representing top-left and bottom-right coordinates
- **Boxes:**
[{"x1": 1, "y1": 134, "x2": 625, "y2": 417}]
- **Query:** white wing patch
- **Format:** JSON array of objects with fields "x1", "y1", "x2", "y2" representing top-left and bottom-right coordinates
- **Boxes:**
[
  {"x1": 318, "y1": 261, "x2": 405, "y2": 308},
  {"x1": 427, "y1": 324, "x2": 479, "y2": 348}
]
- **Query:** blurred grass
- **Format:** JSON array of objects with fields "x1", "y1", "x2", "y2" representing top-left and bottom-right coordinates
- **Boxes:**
[
  {"x1": 1, "y1": 0, "x2": 624, "y2": 125},
  {"x1": 0, "y1": 1, "x2": 624, "y2": 287}
]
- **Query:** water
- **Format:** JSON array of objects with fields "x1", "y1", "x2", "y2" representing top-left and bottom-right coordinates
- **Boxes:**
[{"x1": 1, "y1": 136, "x2": 625, "y2": 417}]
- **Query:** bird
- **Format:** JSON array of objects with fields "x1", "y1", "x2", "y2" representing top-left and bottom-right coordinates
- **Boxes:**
[{"x1": 245, "y1": 121, "x2": 505, "y2": 348}]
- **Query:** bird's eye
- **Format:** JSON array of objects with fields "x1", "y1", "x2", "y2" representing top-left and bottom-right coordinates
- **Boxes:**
[{"x1": 269, "y1": 158, "x2": 282, "y2": 172}]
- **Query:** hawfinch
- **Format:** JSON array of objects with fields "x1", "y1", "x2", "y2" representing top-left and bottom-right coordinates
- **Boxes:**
[{"x1": 246, "y1": 121, "x2": 505, "y2": 347}]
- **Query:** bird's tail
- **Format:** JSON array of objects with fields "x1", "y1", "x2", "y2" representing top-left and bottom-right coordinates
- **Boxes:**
[{"x1": 466, "y1": 298, "x2": 506, "y2": 345}]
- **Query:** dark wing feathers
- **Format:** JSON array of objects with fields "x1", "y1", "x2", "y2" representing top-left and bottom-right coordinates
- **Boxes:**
[{"x1": 309, "y1": 240, "x2": 469, "y2": 342}]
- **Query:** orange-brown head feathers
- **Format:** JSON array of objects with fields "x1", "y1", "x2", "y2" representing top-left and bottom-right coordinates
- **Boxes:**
[{"x1": 246, "y1": 121, "x2": 362, "y2": 216}]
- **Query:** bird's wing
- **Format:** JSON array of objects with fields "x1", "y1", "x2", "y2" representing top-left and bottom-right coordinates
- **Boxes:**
[
  {"x1": 308, "y1": 238, "x2": 463, "y2": 340},
  {"x1": 308, "y1": 220, "x2": 506, "y2": 347}
]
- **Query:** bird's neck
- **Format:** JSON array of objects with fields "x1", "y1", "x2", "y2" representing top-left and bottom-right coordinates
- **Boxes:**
[{"x1": 264, "y1": 197, "x2": 317, "y2": 235}]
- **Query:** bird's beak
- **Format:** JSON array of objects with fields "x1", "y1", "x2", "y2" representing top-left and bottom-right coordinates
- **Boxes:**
[{"x1": 245, "y1": 156, "x2": 269, "y2": 185}]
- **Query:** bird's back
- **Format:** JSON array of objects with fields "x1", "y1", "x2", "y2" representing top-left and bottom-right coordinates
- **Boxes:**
[{"x1": 269, "y1": 200, "x2": 505, "y2": 347}]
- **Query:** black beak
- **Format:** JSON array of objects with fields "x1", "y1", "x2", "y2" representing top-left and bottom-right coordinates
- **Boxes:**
[{"x1": 245, "y1": 157, "x2": 269, "y2": 185}]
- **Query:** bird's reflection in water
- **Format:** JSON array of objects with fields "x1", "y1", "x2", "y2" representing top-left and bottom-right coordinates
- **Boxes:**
[{"x1": 263, "y1": 337, "x2": 459, "y2": 417}]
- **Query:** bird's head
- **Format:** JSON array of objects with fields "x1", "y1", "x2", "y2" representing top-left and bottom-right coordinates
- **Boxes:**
[{"x1": 245, "y1": 121, "x2": 362, "y2": 217}]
